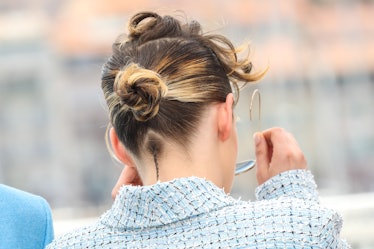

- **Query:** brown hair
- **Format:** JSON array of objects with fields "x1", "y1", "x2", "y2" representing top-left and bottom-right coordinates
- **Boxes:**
[{"x1": 102, "y1": 11, "x2": 264, "y2": 170}]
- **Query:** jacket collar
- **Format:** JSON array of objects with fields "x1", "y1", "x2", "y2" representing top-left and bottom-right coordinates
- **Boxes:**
[{"x1": 100, "y1": 177, "x2": 235, "y2": 229}]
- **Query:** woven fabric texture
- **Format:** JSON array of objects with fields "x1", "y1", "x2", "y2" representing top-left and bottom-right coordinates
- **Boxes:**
[{"x1": 47, "y1": 170, "x2": 350, "y2": 248}]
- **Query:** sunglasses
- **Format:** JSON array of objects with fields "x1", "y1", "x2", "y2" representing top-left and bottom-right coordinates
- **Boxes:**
[{"x1": 234, "y1": 89, "x2": 261, "y2": 175}]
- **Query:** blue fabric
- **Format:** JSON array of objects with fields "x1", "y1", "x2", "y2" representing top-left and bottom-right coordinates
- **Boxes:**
[
  {"x1": 0, "y1": 184, "x2": 54, "y2": 249},
  {"x1": 47, "y1": 170, "x2": 350, "y2": 248}
]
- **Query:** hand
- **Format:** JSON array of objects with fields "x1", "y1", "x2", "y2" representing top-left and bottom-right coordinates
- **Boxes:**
[
  {"x1": 254, "y1": 127, "x2": 307, "y2": 185},
  {"x1": 111, "y1": 166, "x2": 143, "y2": 199}
]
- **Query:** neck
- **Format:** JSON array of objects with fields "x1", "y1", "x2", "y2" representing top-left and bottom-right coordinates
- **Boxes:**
[
  {"x1": 139, "y1": 107, "x2": 225, "y2": 189},
  {"x1": 136, "y1": 103, "x2": 236, "y2": 193},
  {"x1": 140, "y1": 135, "x2": 224, "y2": 188}
]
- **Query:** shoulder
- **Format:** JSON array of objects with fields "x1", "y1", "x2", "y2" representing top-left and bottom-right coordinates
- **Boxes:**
[
  {"x1": 0, "y1": 184, "x2": 50, "y2": 215},
  {"x1": 0, "y1": 184, "x2": 54, "y2": 248},
  {"x1": 232, "y1": 194, "x2": 340, "y2": 224},
  {"x1": 214, "y1": 196, "x2": 347, "y2": 247},
  {"x1": 47, "y1": 222, "x2": 107, "y2": 248}
]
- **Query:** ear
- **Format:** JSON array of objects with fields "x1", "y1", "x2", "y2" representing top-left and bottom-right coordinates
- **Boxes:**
[
  {"x1": 109, "y1": 128, "x2": 135, "y2": 167},
  {"x1": 217, "y1": 93, "x2": 234, "y2": 141}
]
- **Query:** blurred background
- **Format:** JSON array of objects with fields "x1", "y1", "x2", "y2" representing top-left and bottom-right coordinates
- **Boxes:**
[{"x1": 0, "y1": 0, "x2": 373, "y2": 247}]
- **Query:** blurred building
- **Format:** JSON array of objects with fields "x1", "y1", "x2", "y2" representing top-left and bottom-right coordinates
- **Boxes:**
[{"x1": 0, "y1": 0, "x2": 373, "y2": 247}]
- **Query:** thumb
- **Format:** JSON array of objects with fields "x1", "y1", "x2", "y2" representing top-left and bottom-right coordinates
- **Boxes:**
[{"x1": 254, "y1": 132, "x2": 270, "y2": 184}]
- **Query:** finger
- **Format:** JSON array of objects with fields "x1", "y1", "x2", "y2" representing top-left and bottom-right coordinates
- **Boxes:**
[
  {"x1": 284, "y1": 131, "x2": 307, "y2": 170},
  {"x1": 262, "y1": 128, "x2": 291, "y2": 165},
  {"x1": 262, "y1": 127, "x2": 307, "y2": 172},
  {"x1": 261, "y1": 127, "x2": 288, "y2": 149},
  {"x1": 111, "y1": 166, "x2": 140, "y2": 199},
  {"x1": 254, "y1": 132, "x2": 270, "y2": 184},
  {"x1": 111, "y1": 168, "x2": 127, "y2": 199}
]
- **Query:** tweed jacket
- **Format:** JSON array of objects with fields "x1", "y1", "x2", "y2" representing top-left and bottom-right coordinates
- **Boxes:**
[
  {"x1": 47, "y1": 170, "x2": 349, "y2": 248},
  {"x1": 0, "y1": 184, "x2": 54, "y2": 249}
]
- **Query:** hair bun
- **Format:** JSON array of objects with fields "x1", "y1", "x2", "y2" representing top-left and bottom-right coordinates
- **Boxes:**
[
  {"x1": 114, "y1": 63, "x2": 168, "y2": 122},
  {"x1": 128, "y1": 12, "x2": 183, "y2": 43},
  {"x1": 129, "y1": 12, "x2": 162, "y2": 39}
]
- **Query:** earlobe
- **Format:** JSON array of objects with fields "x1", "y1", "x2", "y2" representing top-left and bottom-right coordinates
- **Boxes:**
[
  {"x1": 217, "y1": 93, "x2": 234, "y2": 141},
  {"x1": 110, "y1": 128, "x2": 135, "y2": 167}
]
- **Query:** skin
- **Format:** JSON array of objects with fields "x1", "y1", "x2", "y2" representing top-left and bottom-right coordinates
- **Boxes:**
[
  {"x1": 110, "y1": 94, "x2": 307, "y2": 199},
  {"x1": 254, "y1": 127, "x2": 307, "y2": 185}
]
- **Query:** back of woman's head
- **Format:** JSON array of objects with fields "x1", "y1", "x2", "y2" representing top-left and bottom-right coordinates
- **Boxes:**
[{"x1": 102, "y1": 11, "x2": 262, "y2": 159}]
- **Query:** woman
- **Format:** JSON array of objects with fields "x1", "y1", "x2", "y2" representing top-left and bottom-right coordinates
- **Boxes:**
[{"x1": 47, "y1": 11, "x2": 349, "y2": 248}]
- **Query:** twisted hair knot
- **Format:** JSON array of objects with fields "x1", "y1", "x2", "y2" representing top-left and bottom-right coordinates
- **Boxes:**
[{"x1": 114, "y1": 63, "x2": 168, "y2": 122}]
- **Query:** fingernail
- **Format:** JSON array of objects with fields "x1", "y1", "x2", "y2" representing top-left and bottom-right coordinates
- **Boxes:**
[{"x1": 253, "y1": 133, "x2": 261, "y2": 146}]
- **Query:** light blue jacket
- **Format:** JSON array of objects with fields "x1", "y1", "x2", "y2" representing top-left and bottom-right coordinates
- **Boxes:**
[
  {"x1": 48, "y1": 170, "x2": 350, "y2": 248},
  {"x1": 0, "y1": 184, "x2": 54, "y2": 249}
]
